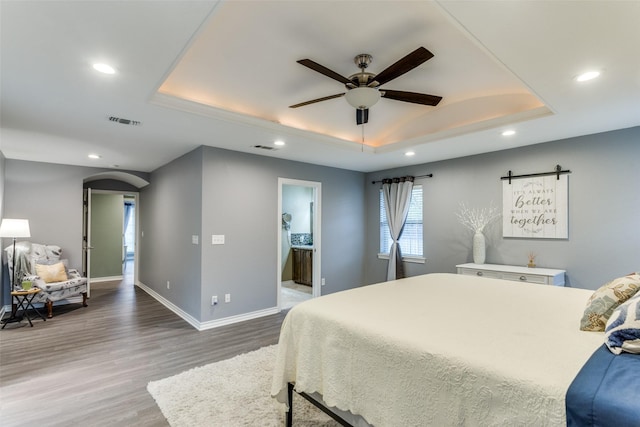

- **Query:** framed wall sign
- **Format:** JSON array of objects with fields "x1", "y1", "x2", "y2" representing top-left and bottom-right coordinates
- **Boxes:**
[{"x1": 502, "y1": 174, "x2": 568, "y2": 238}]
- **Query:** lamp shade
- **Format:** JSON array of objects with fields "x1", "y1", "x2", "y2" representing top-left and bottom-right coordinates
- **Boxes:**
[
  {"x1": 0, "y1": 218, "x2": 31, "y2": 238},
  {"x1": 345, "y1": 87, "x2": 381, "y2": 109}
]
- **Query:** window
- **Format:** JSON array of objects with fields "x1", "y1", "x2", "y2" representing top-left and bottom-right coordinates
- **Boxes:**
[{"x1": 379, "y1": 185, "x2": 423, "y2": 257}]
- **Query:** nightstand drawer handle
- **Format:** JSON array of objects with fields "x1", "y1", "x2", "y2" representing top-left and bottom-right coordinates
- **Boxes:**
[
  {"x1": 476, "y1": 271, "x2": 483, "y2": 276},
  {"x1": 520, "y1": 275, "x2": 527, "y2": 281}
]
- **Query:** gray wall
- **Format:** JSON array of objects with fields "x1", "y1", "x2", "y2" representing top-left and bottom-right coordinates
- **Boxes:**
[
  {"x1": 2, "y1": 159, "x2": 149, "y2": 302},
  {"x1": 138, "y1": 148, "x2": 204, "y2": 317},
  {"x1": 6, "y1": 127, "x2": 635, "y2": 320},
  {"x1": 4, "y1": 161, "x2": 88, "y2": 272},
  {"x1": 200, "y1": 147, "x2": 366, "y2": 322},
  {"x1": 0, "y1": 151, "x2": 5, "y2": 308},
  {"x1": 85, "y1": 179, "x2": 139, "y2": 192},
  {"x1": 364, "y1": 126, "x2": 640, "y2": 290},
  {"x1": 139, "y1": 146, "x2": 367, "y2": 323}
]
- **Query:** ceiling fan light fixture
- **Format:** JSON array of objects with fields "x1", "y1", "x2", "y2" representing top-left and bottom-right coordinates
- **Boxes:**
[{"x1": 345, "y1": 87, "x2": 381, "y2": 109}]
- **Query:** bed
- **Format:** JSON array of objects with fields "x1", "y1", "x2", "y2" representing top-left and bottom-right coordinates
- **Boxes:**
[
  {"x1": 271, "y1": 273, "x2": 609, "y2": 426},
  {"x1": 566, "y1": 344, "x2": 640, "y2": 426}
]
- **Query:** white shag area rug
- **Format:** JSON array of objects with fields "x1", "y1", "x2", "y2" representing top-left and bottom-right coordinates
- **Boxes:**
[{"x1": 147, "y1": 345, "x2": 339, "y2": 427}]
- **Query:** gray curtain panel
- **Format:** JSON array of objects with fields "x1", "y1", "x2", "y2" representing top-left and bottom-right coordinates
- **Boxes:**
[{"x1": 382, "y1": 177, "x2": 414, "y2": 281}]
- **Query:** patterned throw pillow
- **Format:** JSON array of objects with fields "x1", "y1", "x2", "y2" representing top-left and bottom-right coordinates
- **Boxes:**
[
  {"x1": 605, "y1": 292, "x2": 640, "y2": 354},
  {"x1": 580, "y1": 273, "x2": 640, "y2": 331}
]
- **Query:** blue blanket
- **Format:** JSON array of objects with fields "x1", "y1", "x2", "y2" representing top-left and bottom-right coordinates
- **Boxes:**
[{"x1": 566, "y1": 344, "x2": 640, "y2": 426}]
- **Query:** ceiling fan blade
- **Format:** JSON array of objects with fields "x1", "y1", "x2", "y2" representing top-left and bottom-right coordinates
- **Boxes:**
[
  {"x1": 369, "y1": 47, "x2": 434, "y2": 87},
  {"x1": 356, "y1": 108, "x2": 369, "y2": 125},
  {"x1": 382, "y1": 89, "x2": 442, "y2": 106},
  {"x1": 297, "y1": 59, "x2": 353, "y2": 85},
  {"x1": 289, "y1": 93, "x2": 345, "y2": 108}
]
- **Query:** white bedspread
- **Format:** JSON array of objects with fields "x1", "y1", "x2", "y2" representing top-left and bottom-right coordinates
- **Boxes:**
[{"x1": 271, "y1": 273, "x2": 604, "y2": 426}]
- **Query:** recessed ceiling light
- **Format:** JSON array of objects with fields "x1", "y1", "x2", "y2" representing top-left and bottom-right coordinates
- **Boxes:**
[
  {"x1": 93, "y1": 63, "x2": 115, "y2": 74},
  {"x1": 88, "y1": 154, "x2": 101, "y2": 159},
  {"x1": 575, "y1": 71, "x2": 600, "y2": 82},
  {"x1": 502, "y1": 130, "x2": 516, "y2": 136},
  {"x1": 405, "y1": 151, "x2": 415, "y2": 157},
  {"x1": 274, "y1": 140, "x2": 285, "y2": 146}
]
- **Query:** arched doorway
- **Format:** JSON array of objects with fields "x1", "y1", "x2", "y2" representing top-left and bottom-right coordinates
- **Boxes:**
[{"x1": 82, "y1": 172, "x2": 149, "y2": 294}]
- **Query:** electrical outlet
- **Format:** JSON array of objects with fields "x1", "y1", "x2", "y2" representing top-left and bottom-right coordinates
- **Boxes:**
[
  {"x1": 225, "y1": 293, "x2": 231, "y2": 303},
  {"x1": 192, "y1": 235, "x2": 199, "y2": 245},
  {"x1": 321, "y1": 278, "x2": 325, "y2": 286},
  {"x1": 212, "y1": 235, "x2": 225, "y2": 245},
  {"x1": 167, "y1": 281, "x2": 170, "y2": 289},
  {"x1": 211, "y1": 295, "x2": 218, "y2": 306}
]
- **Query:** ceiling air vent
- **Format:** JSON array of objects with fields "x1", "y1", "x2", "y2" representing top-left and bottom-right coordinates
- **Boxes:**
[
  {"x1": 253, "y1": 145, "x2": 277, "y2": 151},
  {"x1": 108, "y1": 116, "x2": 141, "y2": 126}
]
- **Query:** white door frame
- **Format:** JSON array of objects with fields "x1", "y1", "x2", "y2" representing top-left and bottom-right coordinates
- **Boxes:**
[{"x1": 277, "y1": 178, "x2": 322, "y2": 310}]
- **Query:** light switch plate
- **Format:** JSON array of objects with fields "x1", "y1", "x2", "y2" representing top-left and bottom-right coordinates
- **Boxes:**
[{"x1": 212, "y1": 234, "x2": 225, "y2": 245}]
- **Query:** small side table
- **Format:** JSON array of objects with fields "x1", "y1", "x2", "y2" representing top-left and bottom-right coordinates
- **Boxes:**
[{"x1": 1, "y1": 288, "x2": 47, "y2": 329}]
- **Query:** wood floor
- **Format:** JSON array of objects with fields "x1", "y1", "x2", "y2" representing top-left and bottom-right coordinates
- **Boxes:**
[{"x1": 0, "y1": 272, "x2": 287, "y2": 426}]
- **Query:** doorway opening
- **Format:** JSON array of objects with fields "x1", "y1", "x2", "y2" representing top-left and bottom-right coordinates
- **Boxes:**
[
  {"x1": 82, "y1": 171, "x2": 147, "y2": 296},
  {"x1": 277, "y1": 178, "x2": 321, "y2": 310},
  {"x1": 83, "y1": 189, "x2": 139, "y2": 290},
  {"x1": 123, "y1": 197, "x2": 136, "y2": 282}
]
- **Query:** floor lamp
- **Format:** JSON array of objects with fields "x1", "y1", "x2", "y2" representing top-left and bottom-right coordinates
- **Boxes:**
[{"x1": 0, "y1": 218, "x2": 31, "y2": 290}]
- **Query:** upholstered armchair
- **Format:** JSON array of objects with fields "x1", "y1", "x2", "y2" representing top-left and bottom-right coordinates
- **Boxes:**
[{"x1": 5, "y1": 241, "x2": 88, "y2": 318}]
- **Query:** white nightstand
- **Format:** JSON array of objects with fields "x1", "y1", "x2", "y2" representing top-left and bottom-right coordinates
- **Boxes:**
[{"x1": 456, "y1": 263, "x2": 565, "y2": 286}]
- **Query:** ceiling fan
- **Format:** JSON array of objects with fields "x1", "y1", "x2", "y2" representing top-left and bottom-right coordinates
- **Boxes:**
[{"x1": 289, "y1": 47, "x2": 442, "y2": 125}]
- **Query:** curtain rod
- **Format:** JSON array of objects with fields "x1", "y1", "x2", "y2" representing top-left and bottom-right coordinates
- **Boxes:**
[
  {"x1": 500, "y1": 164, "x2": 571, "y2": 184},
  {"x1": 371, "y1": 173, "x2": 433, "y2": 184}
]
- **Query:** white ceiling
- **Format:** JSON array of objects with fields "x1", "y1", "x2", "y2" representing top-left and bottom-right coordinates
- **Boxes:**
[{"x1": 1, "y1": 1, "x2": 639, "y2": 173}]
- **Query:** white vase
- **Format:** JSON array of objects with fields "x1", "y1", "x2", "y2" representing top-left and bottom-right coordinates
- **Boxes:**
[{"x1": 473, "y1": 230, "x2": 486, "y2": 264}]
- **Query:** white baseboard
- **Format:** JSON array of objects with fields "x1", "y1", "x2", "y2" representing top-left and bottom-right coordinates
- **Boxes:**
[
  {"x1": 198, "y1": 307, "x2": 280, "y2": 331},
  {"x1": 91, "y1": 275, "x2": 124, "y2": 283},
  {"x1": 135, "y1": 281, "x2": 279, "y2": 331},
  {"x1": 135, "y1": 281, "x2": 200, "y2": 329}
]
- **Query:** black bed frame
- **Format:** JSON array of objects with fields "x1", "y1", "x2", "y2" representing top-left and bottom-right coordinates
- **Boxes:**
[{"x1": 286, "y1": 382, "x2": 353, "y2": 427}]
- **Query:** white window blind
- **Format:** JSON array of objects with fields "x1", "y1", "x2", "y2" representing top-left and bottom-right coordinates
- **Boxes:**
[{"x1": 380, "y1": 185, "x2": 423, "y2": 256}]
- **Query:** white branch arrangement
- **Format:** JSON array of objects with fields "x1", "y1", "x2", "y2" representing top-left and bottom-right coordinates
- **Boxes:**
[{"x1": 455, "y1": 202, "x2": 501, "y2": 233}]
